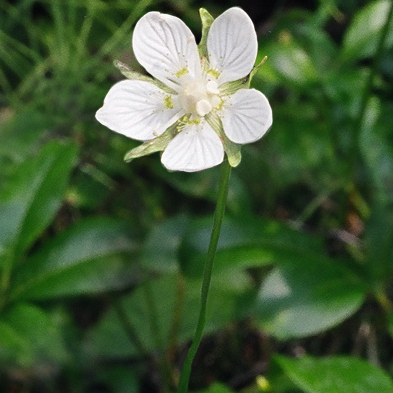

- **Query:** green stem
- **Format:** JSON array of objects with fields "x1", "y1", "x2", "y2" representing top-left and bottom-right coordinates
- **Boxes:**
[{"x1": 177, "y1": 159, "x2": 232, "y2": 393}]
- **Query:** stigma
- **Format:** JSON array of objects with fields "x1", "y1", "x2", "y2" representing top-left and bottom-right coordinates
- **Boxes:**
[{"x1": 178, "y1": 77, "x2": 221, "y2": 117}]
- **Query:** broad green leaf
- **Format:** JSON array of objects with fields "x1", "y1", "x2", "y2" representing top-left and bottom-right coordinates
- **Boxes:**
[
  {"x1": 262, "y1": 40, "x2": 318, "y2": 86},
  {"x1": 9, "y1": 217, "x2": 137, "y2": 300},
  {"x1": 0, "y1": 303, "x2": 67, "y2": 367},
  {"x1": 290, "y1": 23, "x2": 337, "y2": 73},
  {"x1": 341, "y1": 0, "x2": 393, "y2": 62},
  {"x1": 359, "y1": 98, "x2": 393, "y2": 204},
  {"x1": 276, "y1": 355, "x2": 393, "y2": 393},
  {"x1": 0, "y1": 140, "x2": 78, "y2": 262},
  {"x1": 140, "y1": 215, "x2": 191, "y2": 274},
  {"x1": 87, "y1": 272, "x2": 254, "y2": 359},
  {"x1": 0, "y1": 321, "x2": 28, "y2": 364},
  {"x1": 0, "y1": 108, "x2": 53, "y2": 161},
  {"x1": 87, "y1": 274, "x2": 181, "y2": 358},
  {"x1": 179, "y1": 216, "x2": 324, "y2": 278},
  {"x1": 255, "y1": 255, "x2": 366, "y2": 339}
]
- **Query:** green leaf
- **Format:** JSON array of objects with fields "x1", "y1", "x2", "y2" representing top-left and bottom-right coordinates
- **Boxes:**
[
  {"x1": 290, "y1": 23, "x2": 337, "y2": 73},
  {"x1": 0, "y1": 140, "x2": 78, "y2": 261},
  {"x1": 0, "y1": 303, "x2": 67, "y2": 367},
  {"x1": 0, "y1": 321, "x2": 29, "y2": 364},
  {"x1": 263, "y1": 40, "x2": 318, "y2": 86},
  {"x1": 0, "y1": 108, "x2": 53, "y2": 162},
  {"x1": 9, "y1": 217, "x2": 137, "y2": 300},
  {"x1": 359, "y1": 98, "x2": 393, "y2": 281},
  {"x1": 179, "y1": 216, "x2": 324, "y2": 278},
  {"x1": 360, "y1": 99, "x2": 393, "y2": 205},
  {"x1": 255, "y1": 255, "x2": 366, "y2": 339},
  {"x1": 341, "y1": 0, "x2": 393, "y2": 62},
  {"x1": 276, "y1": 355, "x2": 393, "y2": 393},
  {"x1": 140, "y1": 215, "x2": 191, "y2": 274},
  {"x1": 88, "y1": 274, "x2": 182, "y2": 358},
  {"x1": 87, "y1": 272, "x2": 254, "y2": 359}
]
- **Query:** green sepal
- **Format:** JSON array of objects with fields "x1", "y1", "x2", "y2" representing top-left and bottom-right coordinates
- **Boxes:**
[
  {"x1": 124, "y1": 123, "x2": 178, "y2": 163},
  {"x1": 219, "y1": 78, "x2": 248, "y2": 96},
  {"x1": 205, "y1": 112, "x2": 242, "y2": 167},
  {"x1": 198, "y1": 8, "x2": 214, "y2": 60},
  {"x1": 247, "y1": 56, "x2": 268, "y2": 87},
  {"x1": 114, "y1": 60, "x2": 153, "y2": 82},
  {"x1": 219, "y1": 56, "x2": 268, "y2": 95},
  {"x1": 114, "y1": 60, "x2": 177, "y2": 94}
]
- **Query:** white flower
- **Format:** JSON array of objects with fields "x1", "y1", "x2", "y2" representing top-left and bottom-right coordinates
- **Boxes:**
[{"x1": 96, "y1": 7, "x2": 272, "y2": 172}]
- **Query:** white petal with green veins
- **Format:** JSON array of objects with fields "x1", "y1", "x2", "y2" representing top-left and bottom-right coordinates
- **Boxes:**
[
  {"x1": 221, "y1": 88, "x2": 272, "y2": 144},
  {"x1": 207, "y1": 8, "x2": 258, "y2": 85},
  {"x1": 95, "y1": 80, "x2": 183, "y2": 141},
  {"x1": 161, "y1": 120, "x2": 224, "y2": 172},
  {"x1": 132, "y1": 12, "x2": 202, "y2": 90},
  {"x1": 205, "y1": 112, "x2": 242, "y2": 167}
]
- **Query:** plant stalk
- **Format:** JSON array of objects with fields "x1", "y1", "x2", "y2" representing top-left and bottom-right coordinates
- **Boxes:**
[{"x1": 177, "y1": 159, "x2": 232, "y2": 393}]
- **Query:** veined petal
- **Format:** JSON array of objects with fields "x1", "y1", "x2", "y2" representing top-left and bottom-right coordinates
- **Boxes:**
[
  {"x1": 132, "y1": 12, "x2": 201, "y2": 90},
  {"x1": 221, "y1": 88, "x2": 272, "y2": 144},
  {"x1": 96, "y1": 80, "x2": 183, "y2": 141},
  {"x1": 207, "y1": 7, "x2": 258, "y2": 84},
  {"x1": 161, "y1": 120, "x2": 224, "y2": 172}
]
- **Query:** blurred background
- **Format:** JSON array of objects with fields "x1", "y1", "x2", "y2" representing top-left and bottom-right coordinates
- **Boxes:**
[{"x1": 1, "y1": 0, "x2": 393, "y2": 392}]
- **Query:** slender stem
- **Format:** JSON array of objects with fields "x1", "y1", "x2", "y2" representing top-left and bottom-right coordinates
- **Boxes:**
[{"x1": 177, "y1": 159, "x2": 232, "y2": 393}]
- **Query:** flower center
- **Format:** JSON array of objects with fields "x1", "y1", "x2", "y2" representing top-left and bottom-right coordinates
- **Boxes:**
[{"x1": 178, "y1": 79, "x2": 220, "y2": 117}]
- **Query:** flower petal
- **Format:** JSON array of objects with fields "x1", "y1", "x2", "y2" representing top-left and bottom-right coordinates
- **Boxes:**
[
  {"x1": 161, "y1": 121, "x2": 224, "y2": 172},
  {"x1": 96, "y1": 80, "x2": 183, "y2": 141},
  {"x1": 132, "y1": 12, "x2": 201, "y2": 90},
  {"x1": 207, "y1": 7, "x2": 258, "y2": 84},
  {"x1": 221, "y1": 88, "x2": 272, "y2": 144}
]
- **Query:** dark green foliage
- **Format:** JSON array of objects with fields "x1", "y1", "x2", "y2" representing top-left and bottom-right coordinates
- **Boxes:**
[{"x1": 1, "y1": 0, "x2": 393, "y2": 392}]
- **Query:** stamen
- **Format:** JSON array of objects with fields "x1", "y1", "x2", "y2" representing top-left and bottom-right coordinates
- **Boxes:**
[
  {"x1": 196, "y1": 99, "x2": 212, "y2": 116},
  {"x1": 206, "y1": 80, "x2": 219, "y2": 95}
]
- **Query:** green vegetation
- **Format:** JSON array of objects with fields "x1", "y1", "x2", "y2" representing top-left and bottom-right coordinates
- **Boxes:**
[{"x1": 1, "y1": 0, "x2": 393, "y2": 392}]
